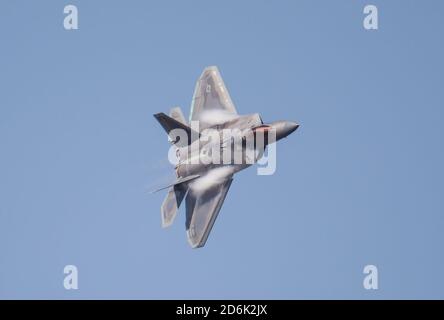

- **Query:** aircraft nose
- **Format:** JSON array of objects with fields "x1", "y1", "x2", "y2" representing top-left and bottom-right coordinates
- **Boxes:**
[
  {"x1": 268, "y1": 120, "x2": 300, "y2": 141},
  {"x1": 285, "y1": 121, "x2": 299, "y2": 135},
  {"x1": 278, "y1": 121, "x2": 299, "y2": 140}
]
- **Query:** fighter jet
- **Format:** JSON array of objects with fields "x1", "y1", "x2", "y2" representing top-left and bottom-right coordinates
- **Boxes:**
[{"x1": 154, "y1": 66, "x2": 299, "y2": 248}]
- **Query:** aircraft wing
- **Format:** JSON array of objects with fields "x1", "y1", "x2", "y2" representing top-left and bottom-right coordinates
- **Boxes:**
[
  {"x1": 190, "y1": 66, "x2": 237, "y2": 130},
  {"x1": 185, "y1": 176, "x2": 233, "y2": 248}
]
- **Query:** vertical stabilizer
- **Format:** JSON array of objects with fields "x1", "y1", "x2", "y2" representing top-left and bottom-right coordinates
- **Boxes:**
[{"x1": 169, "y1": 107, "x2": 187, "y2": 125}]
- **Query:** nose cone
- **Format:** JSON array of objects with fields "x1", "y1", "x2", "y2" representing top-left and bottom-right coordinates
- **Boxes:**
[
  {"x1": 270, "y1": 120, "x2": 299, "y2": 141},
  {"x1": 285, "y1": 121, "x2": 299, "y2": 135}
]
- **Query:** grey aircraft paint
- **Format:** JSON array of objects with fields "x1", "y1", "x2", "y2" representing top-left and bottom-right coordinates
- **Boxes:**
[{"x1": 154, "y1": 66, "x2": 299, "y2": 248}]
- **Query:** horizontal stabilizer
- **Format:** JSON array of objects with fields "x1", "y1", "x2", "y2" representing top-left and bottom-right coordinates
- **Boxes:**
[
  {"x1": 161, "y1": 184, "x2": 187, "y2": 228},
  {"x1": 151, "y1": 174, "x2": 200, "y2": 194}
]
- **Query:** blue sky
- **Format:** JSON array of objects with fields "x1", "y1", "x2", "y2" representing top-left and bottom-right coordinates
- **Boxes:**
[{"x1": 1, "y1": 1, "x2": 443, "y2": 299}]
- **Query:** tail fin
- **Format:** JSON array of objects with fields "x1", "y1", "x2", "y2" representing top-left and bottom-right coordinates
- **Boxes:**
[
  {"x1": 169, "y1": 107, "x2": 187, "y2": 125},
  {"x1": 154, "y1": 112, "x2": 199, "y2": 146}
]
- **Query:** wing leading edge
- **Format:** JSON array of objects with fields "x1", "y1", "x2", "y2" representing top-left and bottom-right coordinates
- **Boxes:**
[{"x1": 189, "y1": 66, "x2": 237, "y2": 130}]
